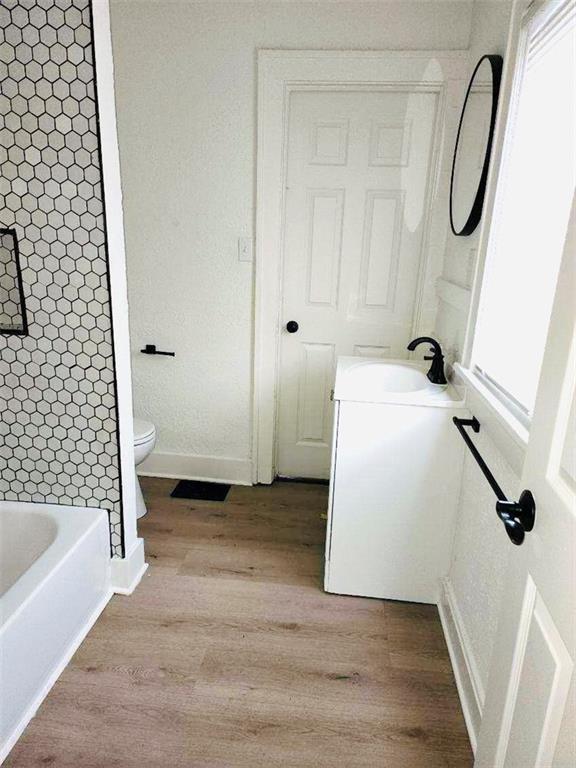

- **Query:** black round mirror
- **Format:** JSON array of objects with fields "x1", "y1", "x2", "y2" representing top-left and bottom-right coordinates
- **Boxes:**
[{"x1": 450, "y1": 54, "x2": 503, "y2": 236}]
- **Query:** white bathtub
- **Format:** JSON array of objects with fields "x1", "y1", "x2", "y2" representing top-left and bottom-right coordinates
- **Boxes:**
[{"x1": 0, "y1": 502, "x2": 112, "y2": 763}]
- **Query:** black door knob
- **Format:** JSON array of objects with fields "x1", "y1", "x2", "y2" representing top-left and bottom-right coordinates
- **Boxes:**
[{"x1": 286, "y1": 321, "x2": 299, "y2": 333}]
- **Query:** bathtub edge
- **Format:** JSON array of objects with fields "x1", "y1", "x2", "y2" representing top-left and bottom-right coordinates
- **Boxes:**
[{"x1": 0, "y1": 587, "x2": 113, "y2": 766}]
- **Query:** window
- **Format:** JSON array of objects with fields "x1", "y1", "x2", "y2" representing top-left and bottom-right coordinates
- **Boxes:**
[{"x1": 471, "y1": 0, "x2": 575, "y2": 425}]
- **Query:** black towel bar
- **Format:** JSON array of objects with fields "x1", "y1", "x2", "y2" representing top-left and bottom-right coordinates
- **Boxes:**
[
  {"x1": 140, "y1": 344, "x2": 175, "y2": 357},
  {"x1": 452, "y1": 416, "x2": 535, "y2": 545}
]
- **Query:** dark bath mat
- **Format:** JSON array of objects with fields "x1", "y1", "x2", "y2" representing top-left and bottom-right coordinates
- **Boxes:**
[
  {"x1": 171, "y1": 480, "x2": 231, "y2": 501},
  {"x1": 276, "y1": 476, "x2": 330, "y2": 486}
]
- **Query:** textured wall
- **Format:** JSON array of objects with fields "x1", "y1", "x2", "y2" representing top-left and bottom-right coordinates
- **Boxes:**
[
  {"x1": 434, "y1": 0, "x2": 513, "y2": 361},
  {"x1": 109, "y1": 0, "x2": 474, "y2": 466},
  {"x1": 439, "y1": 0, "x2": 517, "y2": 709},
  {"x1": 449, "y1": 428, "x2": 519, "y2": 692},
  {"x1": 0, "y1": 0, "x2": 123, "y2": 556}
]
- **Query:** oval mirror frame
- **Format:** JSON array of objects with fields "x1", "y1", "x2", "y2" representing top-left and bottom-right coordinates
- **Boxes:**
[{"x1": 450, "y1": 54, "x2": 503, "y2": 237}]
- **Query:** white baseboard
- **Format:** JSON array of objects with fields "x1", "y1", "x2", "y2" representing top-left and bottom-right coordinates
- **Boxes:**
[
  {"x1": 138, "y1": 450, "x2": 253, "y2": 486},
  {"x1": 437, "y1": 577, "x2": 485, "y2": 753},
  {"x1": 110, "y1": 537, "x2": 148, "y2": 595},
  {"x1": 0, "y1": 590, "x2": 112, "y2": 765}
]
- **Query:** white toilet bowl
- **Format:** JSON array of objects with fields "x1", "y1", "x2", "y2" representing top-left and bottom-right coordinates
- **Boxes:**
[{"x1": 133, "y1": 418, "x2": 156, "y2": 519}]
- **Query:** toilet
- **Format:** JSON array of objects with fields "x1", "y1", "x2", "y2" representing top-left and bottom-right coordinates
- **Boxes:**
[{"x1": 133, "y1": 418, "x2": 156, "y2": 519}]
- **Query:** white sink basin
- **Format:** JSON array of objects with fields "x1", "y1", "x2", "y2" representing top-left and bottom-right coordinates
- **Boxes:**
[
  {"x1": 344, "y1": 361, "x2": 430, "y2": 393},
  {"x1": 333, "y1": 357, "x2": 463, "y2": 407}
]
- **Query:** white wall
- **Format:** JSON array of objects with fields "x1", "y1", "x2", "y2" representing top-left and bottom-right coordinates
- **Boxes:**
[
  {"x1": 448, "y1": 428, "x2": 519, "y2": 688},
  {"x1": 109, "y1": 0, "x2": 474, "y2": 479},
  {"x1": 435, "y1": 0, "x2": 513, "y2": 362},
  {"x1": 436, "y1": 0, "x2": 518, "y2": 749},
  {"x1": 440, "y1": 416, "x2": 521, "y2": 747}
]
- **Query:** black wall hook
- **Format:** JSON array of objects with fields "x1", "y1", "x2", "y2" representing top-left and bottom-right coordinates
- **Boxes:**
[
  {"x1": 140, "y1": 344, "x2": 175, "y2": 357},
  {"x1": 453, "y1": 416, "x2": 536, "y2": 545}
]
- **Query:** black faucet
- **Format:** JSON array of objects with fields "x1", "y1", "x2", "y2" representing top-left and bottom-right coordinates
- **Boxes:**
[{"x1": 407, "y1": 336, "x2": 447, "y2": 385}]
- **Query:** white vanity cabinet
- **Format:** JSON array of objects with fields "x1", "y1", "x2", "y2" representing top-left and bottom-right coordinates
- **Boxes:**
[{"x1": 324, "y1": 357, "x2": 466, "y2": 604}]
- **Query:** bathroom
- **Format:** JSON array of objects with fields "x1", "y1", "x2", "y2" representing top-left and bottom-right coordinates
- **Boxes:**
[{"x1": 0, "y1": 0, "x2": 574, "y2": 765}]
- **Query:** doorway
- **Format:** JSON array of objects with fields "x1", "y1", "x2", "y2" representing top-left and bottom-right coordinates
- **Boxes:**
[
  {"x1": 253, "y1": 51, "x2": 467, "y2": 483},
  {"x1": 276, "y1": 89, "x2": 438, "y2": 478}
]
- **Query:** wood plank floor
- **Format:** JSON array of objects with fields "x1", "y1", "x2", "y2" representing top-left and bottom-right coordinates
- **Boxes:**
[{"x1": 6, "y1": 479, "x2": 472, "y2": 767}]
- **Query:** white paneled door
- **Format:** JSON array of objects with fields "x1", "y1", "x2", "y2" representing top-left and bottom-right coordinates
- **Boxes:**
[
  {"x1": 475, "y1": 198, "x2": 576, "y2": 768},
  {"x1": 276, "y1": 90, "x2": 438, "y2": 478}
]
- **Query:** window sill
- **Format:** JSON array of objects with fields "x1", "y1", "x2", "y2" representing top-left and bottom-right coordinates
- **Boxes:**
[{"x1": 452, "y1": 363, "x2": 528, "y2": 477}]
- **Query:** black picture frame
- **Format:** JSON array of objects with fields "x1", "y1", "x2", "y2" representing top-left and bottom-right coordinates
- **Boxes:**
[
  {"x1": 450, "y1": 54, "x2": 503, "y2": 237},
  {"x1": 0, "y1": 227, "x2": 29, "y2": 336}
]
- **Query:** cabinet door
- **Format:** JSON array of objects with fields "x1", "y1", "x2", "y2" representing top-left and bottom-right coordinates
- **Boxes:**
[{"x1": 325, "y1": 401, "x2": 464, "y2": 604}]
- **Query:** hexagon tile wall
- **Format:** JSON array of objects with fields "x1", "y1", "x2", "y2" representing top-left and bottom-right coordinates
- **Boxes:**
[{"x1": 0, "y1": 0, "x2": 124, "y2": 556}]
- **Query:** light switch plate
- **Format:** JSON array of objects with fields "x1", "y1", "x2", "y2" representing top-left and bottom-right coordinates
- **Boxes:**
[{"x1": 238, "y1": 237, "x2": 253, "y2": 263}]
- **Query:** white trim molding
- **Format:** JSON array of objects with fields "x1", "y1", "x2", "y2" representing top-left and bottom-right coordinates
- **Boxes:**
[
  {"x1": 0, "y1": 590, "x2": 112, "y2": 765},
  {"x1": 453, "y1": 364, "x2": 528, "y2": 476},
  {"x1": 110, "y1": 538, "x2": 148, "y2": 595},
  {"x1": 438, "y1": 577, "x2": 486, "y2": 752},
  {"x1": 254, "y1": 49, "x2": 469, "y2": 483},
  {"x1": 139, "y1": 452, "x2": 252, "y2": 486},
  {"x1": 91, "y1": 0, "x2": 138, "y2": 558}
]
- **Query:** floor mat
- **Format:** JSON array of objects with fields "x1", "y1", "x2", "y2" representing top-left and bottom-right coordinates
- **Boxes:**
[
  {"x1": 276, "y1": 476, "x2": 330, "y2": 485},
  {"x1": 170, "y1": 480, "x2": 231, "y2": 501}
]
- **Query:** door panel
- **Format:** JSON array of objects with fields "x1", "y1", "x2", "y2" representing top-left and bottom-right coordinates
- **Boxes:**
[
  {"x1": 305, "y1": 189, "x2": 344, "y2": 307},
  {"x1": 359, "y1": 190, "x2": 404, "y2": 309},
  {"x1": 296, "y1": 342, "x2": 335, "y2": 447},
  {"x1": 475, "y1": 197, "x2": 576, "y2": 767},
  {"x1": 499, "y1": 577, "x2": 573, "y2": 768},
  {"x1": 277, "y1": 90, "x2": 438, "y2": 478}
]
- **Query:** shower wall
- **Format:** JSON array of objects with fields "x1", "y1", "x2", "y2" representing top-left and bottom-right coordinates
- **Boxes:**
[{"x1": 0, "y1": 0, "x2": 124, "y2": 556}]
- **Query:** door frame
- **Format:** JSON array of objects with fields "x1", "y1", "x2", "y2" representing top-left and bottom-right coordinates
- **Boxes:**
[{"x1": 253, "y1": 49, "x2": 468, "y2": 484}]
